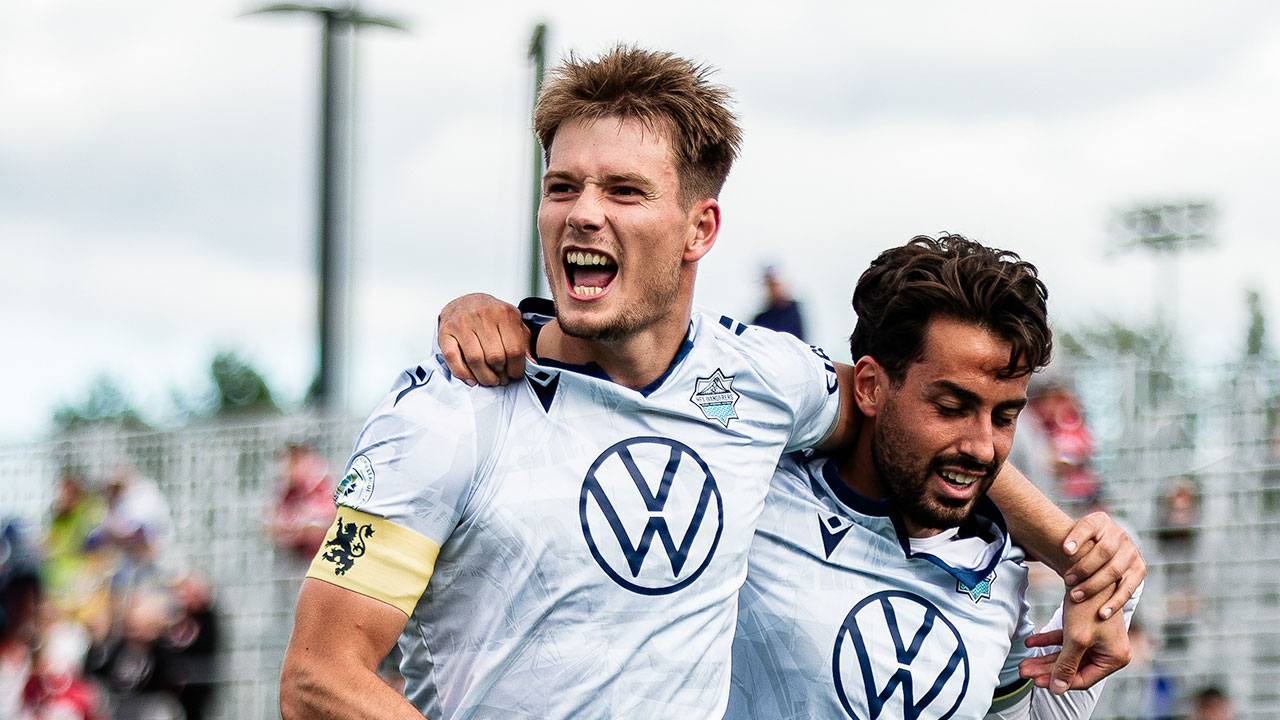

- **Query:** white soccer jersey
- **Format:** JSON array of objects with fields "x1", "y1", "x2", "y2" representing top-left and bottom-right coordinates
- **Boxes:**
[
  {"x1": 728, "y1": 451, "x2": 1038, "y2": 720},
  {"x1": 308, "y1": 306, "x2": 841, "y2": 719}
]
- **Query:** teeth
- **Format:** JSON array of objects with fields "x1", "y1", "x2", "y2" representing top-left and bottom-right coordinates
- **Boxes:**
[
  {"x1": 566, "y1": 251, "x2": 614, "y2": 267},
  {"x1": 573, "y1": 285, "x2": 603, "y2": 296},
  {"x1": 941, "y1": 470, "x2": 979, "y2": 486}
]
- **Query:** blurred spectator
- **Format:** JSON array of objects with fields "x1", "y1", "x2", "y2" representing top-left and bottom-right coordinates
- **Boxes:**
[
  {"x1": 1193, "y1": 685, "x2": 1234, "y2": 720},
  {"x1": 41, "y1": 469, "x2": 105, "y2": 616},
  {"x1": 1022, "y1": 378, "x2": 1101, "y2": 509},
  {"x1": 85, "y1": 586, "x2": 182, "y2": 720},
  {"x1": 752, "y1": 266, "x2": 806, "y2": 341},
  {"x1": 155, "y1": 571, "x2": 220, "y2": 720},
  {"x1": 2, "y1": 520, "x2": 43, "y2": 718},
  {"x1": 21, "y1": 620, "x2": 103, "y2": 720},
  {"x1": 269, "y1": 442, "x2": 337, "y2": 561},
  {"x1": 1159, "y1": 478, "x2": 1199, "y2": 542},
  {"x1": 86, "y1": 463, "x2": 173, "y2": 558}
]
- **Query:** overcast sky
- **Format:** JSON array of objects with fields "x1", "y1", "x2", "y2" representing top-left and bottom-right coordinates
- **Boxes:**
[{"x1": 4, "y1": 0, "x2": 1278, "y2": 442}]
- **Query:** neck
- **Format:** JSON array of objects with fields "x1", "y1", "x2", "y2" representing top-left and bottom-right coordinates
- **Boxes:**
[{"x1": 536, "y1": 308, "x2": 692, "y2": 390}]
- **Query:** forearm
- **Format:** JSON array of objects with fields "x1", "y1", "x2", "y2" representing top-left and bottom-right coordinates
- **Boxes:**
[
  {"x1": 280, "y1": 651, "x2": 426, "y2": 720},
  {"x1": 987, "y1": 464, "x2": 1076, "y2": 574}
]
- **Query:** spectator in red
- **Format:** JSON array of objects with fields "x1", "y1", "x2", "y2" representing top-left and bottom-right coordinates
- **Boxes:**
[{"x1": 269, "y1": 443, "x2": 338, "y2": 560}]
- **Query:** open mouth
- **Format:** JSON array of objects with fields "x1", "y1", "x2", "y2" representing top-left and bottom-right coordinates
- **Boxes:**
[
  {"x1": 564, "y1": 250, "x2": 617, "y2": 298},
  {"x1": 939, "y1": 469, "x2": 983, "y2": 488}
]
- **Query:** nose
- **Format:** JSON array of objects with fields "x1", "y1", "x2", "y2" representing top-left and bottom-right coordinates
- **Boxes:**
[
  {"x1": 956, "y1": 417, "x2": 997, "y2": 467},
  {"x1": 566, "y1": 187, "x2": 604, "y2": 234}
]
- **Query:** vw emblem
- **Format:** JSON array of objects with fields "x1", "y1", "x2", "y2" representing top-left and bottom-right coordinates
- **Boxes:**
[
  {"x1": 579, "y1": 436, "x2": 723, "y2": 595},
  {"x1": 832, "y1": 591, "x2": 969, "y2": 720}
]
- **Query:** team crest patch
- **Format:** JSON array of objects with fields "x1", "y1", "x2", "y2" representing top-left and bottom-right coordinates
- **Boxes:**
[
  {"x1": 689, "y1": 369, "x2": 741, "y2": 427},
  {"x1": 957, "y1": 570, "x2": 996, "y2": 603},
  {"x1": 321, "y1": 516, "x2": 374, "y2": 575},
  {"x1": 334, "y1": 455, "x2": 375, "y2": 509}
]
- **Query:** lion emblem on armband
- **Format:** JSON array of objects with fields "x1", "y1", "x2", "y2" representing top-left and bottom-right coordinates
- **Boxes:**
[{"x1": 321, "y1": 516, "x2": 375, "y2": 575}]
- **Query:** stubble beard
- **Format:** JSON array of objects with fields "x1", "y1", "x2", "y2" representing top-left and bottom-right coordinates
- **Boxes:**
[
  {"x1": 554, "y1": 254, "x2": 684, "y2": 343},
  {"x1": 870, "y1": 403, "x2": 998, "y2": 532}
]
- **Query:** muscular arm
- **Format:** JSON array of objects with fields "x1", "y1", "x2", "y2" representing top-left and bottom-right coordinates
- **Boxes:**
[{"x1": 280, "y1": 579, "x2": 427, "y2": 720}]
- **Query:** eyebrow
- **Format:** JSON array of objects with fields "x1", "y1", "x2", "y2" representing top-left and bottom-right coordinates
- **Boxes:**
[
  {"x1": 929, "y1": 380, "x2": 1028, "y2": 412},
  {"x1": 541, "y1": 170, "x2": 657, "y2": 191}
]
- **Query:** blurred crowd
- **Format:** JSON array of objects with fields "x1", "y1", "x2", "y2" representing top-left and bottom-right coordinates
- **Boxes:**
[{"x1": 1, "y1": 441, "x2": 339, "y2": 720}]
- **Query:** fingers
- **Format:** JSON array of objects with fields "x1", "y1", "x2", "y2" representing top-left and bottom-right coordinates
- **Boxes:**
[
  {"x1": 1062, "y1": 513, "x2": 1145, "y2": 619},
  {"x1": 438, "y1": 334, "x2": 477, "y2": 386},
  {"x1": 1019, "y1": 652, "x2": 1057, "y2": 680},
  {"x1": 1024, "y1": 629, "x2": 1064, "y2": 649},
  {"x1": 1102, "y1": 552, "x2": 1147, "y2": 620},
  {"x1": 1047, "y1": 628, "x2": 1087, "y2": 695},
  {"x1": 447, "y1": 328, "x2": 504, "y2": 386},
  {"x1": 436, "y1": 294, "x2": 529, "y2": 387},
  {"x1": 495, "y1": 316, "x2": 531, "y2": 382}
]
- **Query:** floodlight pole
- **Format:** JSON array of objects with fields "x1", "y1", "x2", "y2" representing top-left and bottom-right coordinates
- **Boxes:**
[
  {"x1": 526, "y1": 23, "x2": 548, "y2": 298},
  {"x1": 248, "y1": 3, "x2": 406, "y2": 414},
  {"x1": 1113, "y1": 201, "x2": 1216, "y2": 341}
]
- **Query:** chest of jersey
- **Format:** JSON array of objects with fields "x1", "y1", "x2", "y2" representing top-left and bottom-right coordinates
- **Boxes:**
[{"x1": 732, "y1": 471, "x2": 1027, "y2": 720}]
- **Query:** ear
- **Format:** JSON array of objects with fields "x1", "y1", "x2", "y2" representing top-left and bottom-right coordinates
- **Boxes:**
[
  {"x1": 852, "y1": 356, "x2": 885, "y2": 418},
  {"x1": 684, "y1": 198, "x2": 720, "y2": 263}
]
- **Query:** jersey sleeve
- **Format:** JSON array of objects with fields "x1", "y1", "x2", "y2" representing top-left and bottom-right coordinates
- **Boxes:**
[
  {"x1": 738, "y1": 324, "x2": 842, "y2": 452},
  {"x1": 306, "y1": 356, "x2": 494, "y2": 616}
]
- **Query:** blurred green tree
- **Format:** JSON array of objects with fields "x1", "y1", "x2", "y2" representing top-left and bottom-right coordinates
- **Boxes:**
[
  {"x1": 1060, "y1": 317, "x2": 1179, "y2": 409},
  {"x1": 208, "y1": 351, "x2": 281, "y2": 417},
  {"x1": 52, "y1": 374, "x2": 149, "y2": 432}
]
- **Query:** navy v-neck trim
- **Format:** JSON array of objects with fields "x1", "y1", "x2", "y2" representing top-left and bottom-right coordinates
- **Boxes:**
[
  {"x1": 518, "y1": 296, "x2": 695, "y2": 397},
  {"x1": 817, "y1": 458, "x2": 1009, "y2": 589}
]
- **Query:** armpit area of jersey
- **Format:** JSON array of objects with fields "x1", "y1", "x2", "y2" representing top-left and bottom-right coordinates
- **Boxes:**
[{"x1": 306, "y1": 508, "x2": 440, "y2": 616}]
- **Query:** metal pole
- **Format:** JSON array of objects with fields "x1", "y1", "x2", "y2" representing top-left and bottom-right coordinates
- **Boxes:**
[
  {"x1": 527, "y1": 23, "x2": 547, "y2": 298},
  {"x1": 247, "y1": 4, "x2": 406, "y2": 413}
]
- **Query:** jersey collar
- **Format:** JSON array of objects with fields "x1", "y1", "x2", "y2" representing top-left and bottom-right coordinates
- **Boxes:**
[
  {"x1": 518, "y1": 297, "x2": 695, "y2": 397},
  {"x1": 816, "y1": 456, "x2": 1009, "y2": 589}
]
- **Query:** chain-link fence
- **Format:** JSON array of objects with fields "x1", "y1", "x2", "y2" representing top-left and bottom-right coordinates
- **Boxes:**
[{"x1": 3, "y1": 360, "x2": 1278, "y2": 718}]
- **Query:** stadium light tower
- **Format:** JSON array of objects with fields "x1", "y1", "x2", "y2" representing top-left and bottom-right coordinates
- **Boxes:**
[
  {"x1": 1112, "y1": 200, "x2": 1217, "y2": 343},
  {"x1": 247, "y1": 2, "x2": 406, "y2": 413}
]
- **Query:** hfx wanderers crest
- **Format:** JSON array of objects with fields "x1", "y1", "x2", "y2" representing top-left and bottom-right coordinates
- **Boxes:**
[
  {"x1": 957, "y1": 570, "x2": 996, "y2": 603},
  {"x1": 690, "y1": 369, "x2": 741, "y2": 427},
  {"x1": 321, "y1": 516, "x2": 375, "y2": 576}
]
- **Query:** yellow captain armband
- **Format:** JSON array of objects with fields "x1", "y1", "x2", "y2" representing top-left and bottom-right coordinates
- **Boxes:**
[{"x1": 306, "y1": 508, "x2": 440, "y2": 616}]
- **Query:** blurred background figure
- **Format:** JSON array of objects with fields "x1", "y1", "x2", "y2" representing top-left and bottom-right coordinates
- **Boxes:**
[
  {"x1": 1, "y1": 520, "x2": 42, "y2": 718},
  {"x1": 157, "y1": 571, "x2": 220, "y2": 720},
  {"x1": 41, "y1": 469, "x2": 105, "y2": 618},
  {"x1": 752, "y1": 265, "x2": 807, "y2": 341},
  {"x1": 268, "y1": 441, "x2": 337, "y2": 562},
  {"x1": 1193, "y1": 685, "x2": 1234, "y2": 720},
  {"x1": 1017, "y1": 376, "x2": 1101, "y2": 514},
  {"x1": 21, "y1": 619, "x2": 103, "y2": 720}
]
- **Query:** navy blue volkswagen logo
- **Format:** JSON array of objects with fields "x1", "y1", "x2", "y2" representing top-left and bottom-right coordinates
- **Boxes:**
[
  {"x1": 579, "y1": 437, "x2": 723, "y2": 595},
  {"x1": 832, "y1": 591, "x2": 970, "y2": 720}
]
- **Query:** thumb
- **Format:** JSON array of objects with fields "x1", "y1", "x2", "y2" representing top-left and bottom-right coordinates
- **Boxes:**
[{"x1": 1050, "y1": 639, "x2": 1083, "y2": 695}]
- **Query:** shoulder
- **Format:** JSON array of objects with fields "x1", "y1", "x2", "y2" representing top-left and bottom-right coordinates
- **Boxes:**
[{"x1": 691, "y1": 310, "x2": 832, "y2": 383}]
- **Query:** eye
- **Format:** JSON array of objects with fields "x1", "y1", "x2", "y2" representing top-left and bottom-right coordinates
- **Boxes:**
[
  {"x1": 612, "y1": 185, "x2": 644, "y2": 197},
  {"x1": 993, "y1": 411, "x2": 1021, "y2": 429},
  {"x1": 545, "y1": 182, "x2": 576, "y2": 197},
  {"x1": 935, "y1": 403, "x2": 965, "y2": 417}
]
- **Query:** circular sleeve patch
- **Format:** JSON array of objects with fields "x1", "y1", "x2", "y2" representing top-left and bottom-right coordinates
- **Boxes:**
[{"x1": 334, "y1": 454, "x2": 376, "y2": 509}]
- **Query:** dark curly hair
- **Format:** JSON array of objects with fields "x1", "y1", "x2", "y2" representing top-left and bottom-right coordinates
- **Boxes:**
[{"x1": 849, "y1": 234, "x2": 1052, "y2": 383}]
